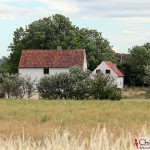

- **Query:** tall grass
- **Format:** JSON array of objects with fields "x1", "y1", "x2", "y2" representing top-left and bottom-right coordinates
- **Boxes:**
[
  {"x1": 122, "y1": 87, "x2": 148, "y2": 99},
  {"x1": 0, "y1": 99, "x2": 149, "y2": 149},
  {"x1": 0, "y1": 99, "x2": 150, "y2": 140},
  {"x1": 0, "y1": 124, "x2": 148, "y2": 150}
]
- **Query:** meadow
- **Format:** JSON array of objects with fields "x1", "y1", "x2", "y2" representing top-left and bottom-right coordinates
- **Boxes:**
[{"x1": 0, "y1": 99, "x2": 150, "y2": 140}]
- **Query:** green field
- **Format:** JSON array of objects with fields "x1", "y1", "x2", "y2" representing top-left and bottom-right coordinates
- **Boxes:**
[{"x1": 0, "y1": 99, "x2": 150, "y2": 140}]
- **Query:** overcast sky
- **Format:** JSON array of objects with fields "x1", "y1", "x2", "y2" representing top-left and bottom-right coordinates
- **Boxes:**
[{"x1": 0, "y1": 0, "x2": 150, "y2": 58}]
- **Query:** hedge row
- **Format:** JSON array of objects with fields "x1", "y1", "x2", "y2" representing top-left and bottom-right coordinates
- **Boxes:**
[
  {"x1": 0, "y1": 67, "x2": 121, "y2": 100},
  {"x1": 37, "y1": 67, "x2": 121, "y2": 100}
]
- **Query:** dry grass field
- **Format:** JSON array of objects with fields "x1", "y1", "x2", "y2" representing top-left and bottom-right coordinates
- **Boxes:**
[
  {"x1": 0, "y1": 99, "x2": 150, "y2": 140},
  {"x1": 0, "y1": 98, "x2": 150, "y2": 149},
  {"x1": 122, "y1": 87, "x2": 148, "y2": 99}
]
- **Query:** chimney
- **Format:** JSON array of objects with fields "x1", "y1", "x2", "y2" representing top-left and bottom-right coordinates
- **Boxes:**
[{"x1": 57, "y1": 46, "x2": 62, "y2": 50}]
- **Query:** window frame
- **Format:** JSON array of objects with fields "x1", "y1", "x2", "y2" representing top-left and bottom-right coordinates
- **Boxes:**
[
  {"x1": 105, "y1": 69, "x2": 110, "y2": 74},
  {"x1": 96, "y1": 69, "x2": 101, "y2": 74},
  {"x1": 43, "y1": 68, "x2": 49, "y2": 74}
]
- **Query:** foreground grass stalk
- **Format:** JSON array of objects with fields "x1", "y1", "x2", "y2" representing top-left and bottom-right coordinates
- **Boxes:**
[{"x1": 0, "y1": 124, "x2": 148, "y2": 150}]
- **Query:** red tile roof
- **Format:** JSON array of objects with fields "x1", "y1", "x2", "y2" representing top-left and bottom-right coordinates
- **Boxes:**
[
  {"x1": 104, "y1": 61, "x2": 124, "y2": 77},
  {"x1": 19, "y1": 49, "x2": 86, "y2": 68}
]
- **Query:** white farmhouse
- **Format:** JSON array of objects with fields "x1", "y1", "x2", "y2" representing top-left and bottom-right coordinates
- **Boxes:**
[
  {"x1": 18, "y1": 49, "x2": 87, "y2": 80},
  {"x1": 91, "y1": 61, "x2": 124, "y2": 89}
]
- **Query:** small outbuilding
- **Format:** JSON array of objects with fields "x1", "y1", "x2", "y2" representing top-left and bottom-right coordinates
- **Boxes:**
[{"x1": 91, "y1": 61, "x2": 124, "y2": 89}]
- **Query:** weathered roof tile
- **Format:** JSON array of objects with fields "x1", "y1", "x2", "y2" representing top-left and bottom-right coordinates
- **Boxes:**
[
  {"x1": 19, "y1": 49, "x2": 86, "y2": 68},
  {"x1": 104, "y1": 61, "x2": 124, "y2": 77}
]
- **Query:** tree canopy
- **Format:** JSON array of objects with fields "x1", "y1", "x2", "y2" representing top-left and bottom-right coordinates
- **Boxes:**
[
  {"x1": 121, "y1": 43, "x2": 150, "y2": 86},
  {"x1": 2, "y1": 14, "x2": 115, "y2": 73}
]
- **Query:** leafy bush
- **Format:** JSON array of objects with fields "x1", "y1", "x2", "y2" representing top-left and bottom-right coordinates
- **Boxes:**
[
  {"x1": 9, "y1": 74, "x2": 25, "y2": 98},
  {"x1": 105, "y1": 86, "x2": 122, "y2": 100},
  {"x1": 37, "y1": 66, "x2": 121, "y2": 100},
  {"x1": 37, "y1": 66, "x2": 92, "y2": 100},
  {"x1": 23, "y1": 76, "x2": 36, "y2": 99},
  {"x1": 0, "y1": 73, "x2": 36, "y2": 99},
  {"x1": 37, "y1": 72, "x2": 70, "y2": 99},
  {"x1": 0, "y1": 89, "x2": 5, "y2": 99},
  {"x1": 0, "y1": 68, "x2": 122, "y2": 100},
  {"x1": 66, "y1": 66, "x2": 92, "y2": 99},
  {"x1": 91, "y1": 73, "x2": 121, "y2": 100},
  {"x1": 0, "y1": 80, "x2": 5, "y2": 99},
  {"x1": 0, "y1": 73, "x2": 19, "y2": 98}
]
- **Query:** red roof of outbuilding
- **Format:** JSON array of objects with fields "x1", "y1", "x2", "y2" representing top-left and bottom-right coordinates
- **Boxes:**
[
  {"x1": 104, "y1": 61, "x2": 124, "y2": 77},
  {"x1": 19, "y1": 49, "x2": 86, "y2": 68}
]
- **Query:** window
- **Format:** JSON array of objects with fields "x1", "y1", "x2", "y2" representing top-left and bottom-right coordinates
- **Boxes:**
[
  {"x1": 44, "y1": 68, "x2": 49, "y2": 74},
  {"x1": 96, "y1": 69, "x2": 101, "y2": 74},
  {"x1": 105, "y1": 69, "x2": 110, "y2": 74}
]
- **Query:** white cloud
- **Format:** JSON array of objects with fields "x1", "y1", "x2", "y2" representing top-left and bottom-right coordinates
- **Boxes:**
[
  {"x1": 0, "y1": 0, "x2": 150, "y2": 21},
  {"x1": 115, "y1": 18, "x2": 150, "y2": 44},
  {"x1": 36, "y1": 0, "x2": 81, "y2": 16},
  {"x1": 35, "y1": 0, "x2": 150, "y2": 19},
  {"x1": 0, "y1": 4, "x2": 18, "y2": 20},
  {"x1": 0, "y1": 0, "x2": 31, "y2": 2},
  {"x1": 0, "y1": 4, "x2": 53, "y2": 20}
]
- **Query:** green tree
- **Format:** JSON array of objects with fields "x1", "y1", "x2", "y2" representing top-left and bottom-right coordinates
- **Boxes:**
[
  {"x1": 144, "y1": 65, "x2": 150, "y2": 98},
  {"x1": 5, "y1": 14, "x2": 115, "y2": 73},
  {"x1": 123, "y1": 44, "x2": 150, "y2": 86},
  {"x1": 144, "y1": 65, "x2": 150, "y2": 85},
  {"x1": 0, "y1": 57, "x2": 11, "y2": 73}
]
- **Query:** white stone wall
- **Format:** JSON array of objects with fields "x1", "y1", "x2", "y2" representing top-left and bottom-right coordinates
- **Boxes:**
[
  {"x1": 19, "y1": 68, "x2": 69, "y2": 80},
  {"x1": 83, "y1": 52, "x2": 87, "y2": 70},
  {"x1": 91, "y1": 62, "x2": 117, "y2": 78},
  {"x1": 117, "y1": 77, "x2": 124, "y2": 89},
  {"x1": 90, "y1": 61, "x2": 124, "y2": 89}
]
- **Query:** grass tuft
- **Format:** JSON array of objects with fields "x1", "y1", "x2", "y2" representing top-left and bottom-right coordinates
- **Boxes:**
[{"x1": 0, "y1": 124, "x2": 148, "y2": 150}]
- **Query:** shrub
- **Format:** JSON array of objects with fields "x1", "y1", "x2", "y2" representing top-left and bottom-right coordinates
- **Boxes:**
[
  {"x1": 67, "y1": 66, "x2": 92, "y2": 99},
  {"x1": 37, "y1": 72, "x2": 70, "y2": 99},
  {"x1": 37, "y1": 66, "x2": 121, "y2": 100},
  {"x1": 0, "y1": 89, "x2": 5, "y2": 99},
  {"x1": 91, "y1": 73, "x2": 121, "y2": 100},
  {"x1": 0, "y1": 73, "x2": 36, "y2": 99},
  {"x1": 23, "y1": 76, "x2": 36, "y2": 99},
  {"x1": 105, "y1": 86, "x2": 122, "y2": 100},
  {"x1": 0, "y1": 80, "x2": 5, "y2": 99},
  {"x1": 0, "y1": 73, "x2": 18, "y2": 98},
  {"x1": 37, "y1": 66, "x2": 92, "y2": 100},
  {"x1": 9, "y1": 74, "x2": 26, "y2": 98}
]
